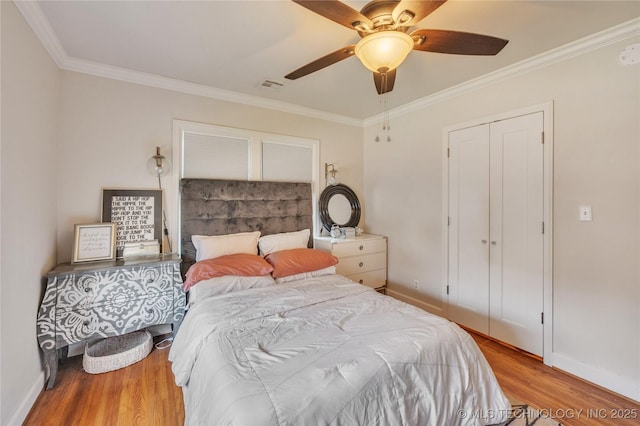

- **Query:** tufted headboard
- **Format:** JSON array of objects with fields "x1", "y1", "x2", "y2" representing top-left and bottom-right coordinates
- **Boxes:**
[{"x1": 180, "y1": 179, "x2": 313, "y2": 271}]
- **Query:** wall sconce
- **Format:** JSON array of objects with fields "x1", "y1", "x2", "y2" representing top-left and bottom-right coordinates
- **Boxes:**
[
  {"x1": 146, "y1": 146, "x2": 172, "y2": 252},
  {"x1": 146, "y1": 146, "x2": 172, "y2": 180},
  {"x1": 325, "y1": 163, "x2": 338, "y2": 186}
]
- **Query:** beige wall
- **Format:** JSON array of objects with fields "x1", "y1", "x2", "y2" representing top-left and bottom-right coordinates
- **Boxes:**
[
  {"x1": 1, "y1": 1, "x2": 61, "y2": 424},
  {"x1": 56, "y1": 72, "x2": 364, "y2": 263},
  {"x1": 364, "y1": 37, "x2": 640, "y2": 400},
  {"x1": 3, "y1": 0, "x2": 638, "y2": 420},
  {"x1": 2, "y1": 3, "x2": 363, "y2": 423}
]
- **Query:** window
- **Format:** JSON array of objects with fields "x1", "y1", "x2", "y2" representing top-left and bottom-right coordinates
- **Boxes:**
[
  {"x1": 174, "y1": 120, "x2": 318, "y2": 183},
  {"x1": 172, "y1": 120, "x2": 320, "y2": 245}
]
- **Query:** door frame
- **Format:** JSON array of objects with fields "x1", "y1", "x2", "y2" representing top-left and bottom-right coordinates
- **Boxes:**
[{"x1": 441, "y1": 102, "x2": 554, "y2": 365}]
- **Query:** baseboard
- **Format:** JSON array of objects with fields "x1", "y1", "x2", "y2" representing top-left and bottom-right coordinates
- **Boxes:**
[
  {"x1": 7, "y1": 371, "x2": 44, "y2": 425},
  {"x1": 389, "y1": 289, "x2": 640, "y2": 404},
  {"x1": 385, "y1": 288, "x2": 445, "y2": 317},
  {"x1": 552, "y1": 352, "x2": 639, "y2": 403}
]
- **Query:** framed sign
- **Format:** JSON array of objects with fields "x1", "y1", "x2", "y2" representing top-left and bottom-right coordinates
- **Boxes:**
[
  {"x1": 101, "y1": 188, "x2": 163, "y2": 257},
  {"x1": 72, "y1": 223, "x2": 117, "y2": 263}
]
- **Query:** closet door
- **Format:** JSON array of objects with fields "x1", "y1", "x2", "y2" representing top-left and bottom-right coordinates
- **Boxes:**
[
  {"x1": 447, "y1": 112, "x2": 544, "y2": 356},
  {"x1": 448, "y1": 124, "x2": 490, "y2": 334},
  {"x1": 489, "y1": 112, "x2": 544, "y2": 356}
]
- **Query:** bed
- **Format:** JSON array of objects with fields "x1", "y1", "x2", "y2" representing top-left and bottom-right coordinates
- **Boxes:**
[{"x1": 169, "y1": 179, "x2": 511, "y2": 425}]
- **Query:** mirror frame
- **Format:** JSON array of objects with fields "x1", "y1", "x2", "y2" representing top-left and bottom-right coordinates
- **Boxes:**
[{"x1": 318, "y1": 183, "x2": 361, "y2": 232}]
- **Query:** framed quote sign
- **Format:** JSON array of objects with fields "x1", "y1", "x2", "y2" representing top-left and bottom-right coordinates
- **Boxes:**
[
  {"x1": 101, "y1": 188, "x2": 163, "y2": 257},
  {"x1": 71, "y1": 223, "x2": 117, "y2": 263}
]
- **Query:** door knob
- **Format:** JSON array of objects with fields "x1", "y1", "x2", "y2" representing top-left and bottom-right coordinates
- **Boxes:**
[{"x1": 491, "y1": 241, "x2": 497, "y2": 245}]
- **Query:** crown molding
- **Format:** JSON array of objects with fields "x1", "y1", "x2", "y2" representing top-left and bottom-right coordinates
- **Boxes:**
[
  {"x1": 364, "y1": 17, "x2": 640, "y2": 127},
  {"x1": 14, "y1": 0, "x2": 68, "y2": 68},
  {"x1": 15, "y1": 1, "x2": 638, "y2": 129},
  {"x1": 14, "y1": 1, "x2": 362, "y2": 128},
  {"x1": 61, "y1": 57, "x2": 362, "y2": 127}
]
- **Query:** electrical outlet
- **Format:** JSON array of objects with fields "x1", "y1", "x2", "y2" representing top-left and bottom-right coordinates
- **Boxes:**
[
  {"x1": 579, "y1": 205, "x2": 592, "y2": 221},
  {"x1": 413, "y1": 280, "x2": 419, "y2": 290}
]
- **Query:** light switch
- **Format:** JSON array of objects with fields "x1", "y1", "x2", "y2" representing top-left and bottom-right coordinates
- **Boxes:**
[{"x1": 579, "y1": 205, "x2": 592, "y2": 221}]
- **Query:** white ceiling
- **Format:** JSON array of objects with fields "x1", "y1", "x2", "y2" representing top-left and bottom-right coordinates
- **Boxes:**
[{"x1": 24, "y1": 1, "x2": 640, "y2": 121}]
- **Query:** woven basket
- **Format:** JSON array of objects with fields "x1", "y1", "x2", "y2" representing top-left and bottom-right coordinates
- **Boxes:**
[{"x1": 83, "y1": 330, "x2": 153, "y2": 374}]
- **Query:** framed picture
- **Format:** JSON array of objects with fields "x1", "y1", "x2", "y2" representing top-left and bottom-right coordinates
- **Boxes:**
[
  {"x1": 72, "y1": 223, "x2": 117, "y2": 263},
  {"x1": 101, "y1": 188, "x2": 163, "y2": 257}
]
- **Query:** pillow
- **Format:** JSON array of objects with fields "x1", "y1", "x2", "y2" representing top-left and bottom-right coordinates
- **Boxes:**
[
  {"x1": 258, "y1": 229, "x2": 310, "y2": 256},
  {"x1": 183, "y1": 253, "x2": 273, "y2": 291},
  {"x1": 264, "y1": 248, "x2": 338, "y2": 279},
  {"x1": 275, "y1": 266, "x2": 336, "y2": 284},
  {"x1": 188, "y1": 275, "x2": 276, "y2": 305},
  {"x1": 192, "y1": 231, "x2": 260, "y2": 261}
]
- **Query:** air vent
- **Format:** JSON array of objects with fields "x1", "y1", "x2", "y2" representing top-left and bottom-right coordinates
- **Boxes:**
[{"x1": 260, "y1": 79, "x2": 285, "y2": 90}]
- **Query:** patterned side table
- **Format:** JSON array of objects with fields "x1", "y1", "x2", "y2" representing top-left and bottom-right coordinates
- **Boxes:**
[{"x1": 36, "y1": 254, "x2": 185, "y2": 389}]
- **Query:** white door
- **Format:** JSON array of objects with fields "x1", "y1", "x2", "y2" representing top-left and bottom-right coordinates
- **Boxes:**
[
  {"x1": 447, "y1": 112, "x2": 544, "y2": 356},
  {"x1": 448, "y1": 124, "x2": 490, "y2": 334},
  {"x1": 489, "y1": 112, "x2": 544, "y2": 356}
]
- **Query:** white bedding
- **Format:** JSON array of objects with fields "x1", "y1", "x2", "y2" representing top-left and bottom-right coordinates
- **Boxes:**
[
  {"x1": 170, "y1": 274, "x2": 510, "y2": 425},
  {"x1": 187, "y1": 275, "x2": 276, "y2": 306}
]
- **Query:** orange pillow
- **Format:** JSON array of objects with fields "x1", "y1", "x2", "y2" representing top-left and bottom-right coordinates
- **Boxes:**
[
  {"x1": 184, "y1": 253, "x2": 274, "y2": 291},
  {"x1": 265, "y1": 248, "x2": 338, "y2": 279}
]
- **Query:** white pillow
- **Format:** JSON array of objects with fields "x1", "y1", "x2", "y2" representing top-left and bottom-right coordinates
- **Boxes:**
[
  {"x1": 274, "y1": 266, "x2": 336, "y2": 284},
  {"x1": 192, "y1": 231, "x2": 261, "y2": 261},
  {"x1": 258, "y1": 229, "x2": 310, "y2": 256}
]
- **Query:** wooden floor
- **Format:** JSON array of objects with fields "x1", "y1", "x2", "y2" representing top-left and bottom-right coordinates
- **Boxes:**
[
  {"x1": 472, "y1": 333, "x2": 640, "y2": 426},
  {"x1": 24, "y1": 333, "x2": 640, "y2": 426},
  {"x1": 24, "y1": 337, "x2": 184, "y2": 426}
]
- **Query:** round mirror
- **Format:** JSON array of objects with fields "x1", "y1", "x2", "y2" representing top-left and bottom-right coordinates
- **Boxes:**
[
  {"x1": 328, "y1": 194, "x2": 351, "y2": 225},
  {"x1": 319, "y1": 184, "x2": 361, "y2": 232}
]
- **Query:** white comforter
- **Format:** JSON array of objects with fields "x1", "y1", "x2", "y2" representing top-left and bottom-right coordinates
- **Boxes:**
[{"x1": 169, "y1": 275, "x2": 510, "y2": 425}]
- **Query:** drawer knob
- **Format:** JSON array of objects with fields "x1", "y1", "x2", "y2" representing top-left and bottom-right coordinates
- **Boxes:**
[
  {"x1": 359, "y1": 245, "x2": 364, "y2": 251},
  {"x1": 359, "y1": 262, "x2": 364, "y2": 268},
  {"x1": 359, "y1": 279, "x2": 364, "y2": 284}
]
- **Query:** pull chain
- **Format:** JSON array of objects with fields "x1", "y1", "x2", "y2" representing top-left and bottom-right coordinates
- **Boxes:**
[{"x1": 375, "y1": 73, "x2": 392, "y2": 143}]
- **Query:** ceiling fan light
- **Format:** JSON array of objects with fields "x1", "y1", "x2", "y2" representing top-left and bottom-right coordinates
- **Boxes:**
[{"x1": 355, "y1": 31, "x2": 414, "y2": 73}]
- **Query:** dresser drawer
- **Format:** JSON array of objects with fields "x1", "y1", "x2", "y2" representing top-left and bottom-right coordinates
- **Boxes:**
[
  {"x1": 346, "y1": 269, "x2": 386, "y2": 289},
  {"x1": 57, "y1": 265, "x2": 174, "y2": 310},
  {"x1": 331, "y1": 238, "x2": 386, "y2": 257},
  {"x1": 55, "y1": 292, "x2": 174, "y2": 345},
  {"x1": 336, "y1": 252, "x2": 386, "y2": 276}
]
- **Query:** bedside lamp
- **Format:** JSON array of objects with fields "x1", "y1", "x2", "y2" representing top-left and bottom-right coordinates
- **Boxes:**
[{"x1": 147, "y1": 147, "x2": 172, "y2": 252}]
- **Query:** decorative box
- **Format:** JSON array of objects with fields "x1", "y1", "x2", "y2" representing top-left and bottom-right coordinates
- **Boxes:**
[{"x1": 122, "y1": 240, "x2": 160, "y2": 259}]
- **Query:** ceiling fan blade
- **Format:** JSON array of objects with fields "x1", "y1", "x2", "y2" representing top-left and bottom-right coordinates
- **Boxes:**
[
  {"x1": 285, "y1": 46, "x2": 356, "y2": 80},
  {"x1": 411, "y1": 29, "x2": 508, "y2": 55},
  {"x1": 292, "y1": 0, "x2": 373, "y2": 30},
  {"x1": 373, "y1": 69, "x2": 396, "y2": 95},
  {"x1": 393, "y1": 1, "x2": 447, "y2": 27}
]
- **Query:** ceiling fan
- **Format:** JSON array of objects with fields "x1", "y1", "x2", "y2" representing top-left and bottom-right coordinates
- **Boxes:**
[{"x1": 285, "y1": 0, "x2": 509, "y2": 94}]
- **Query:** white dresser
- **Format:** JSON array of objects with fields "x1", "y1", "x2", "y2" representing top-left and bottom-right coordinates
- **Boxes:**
[{"x1": 314, "y1": 233, "x2": 387, "y2": 292}]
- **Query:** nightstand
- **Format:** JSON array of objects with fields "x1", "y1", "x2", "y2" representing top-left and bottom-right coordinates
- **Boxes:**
[
  {"x1": 36, "y1": 254, "x2": 185, "y2": 389},
  {"x1": 314, "y1": 233, "x2": 387, "y2": 293}
]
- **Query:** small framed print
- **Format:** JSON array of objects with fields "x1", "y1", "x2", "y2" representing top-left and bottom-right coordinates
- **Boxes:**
[{"x1": 72, "y1": 223, "x2": 117, "y2": 263}]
